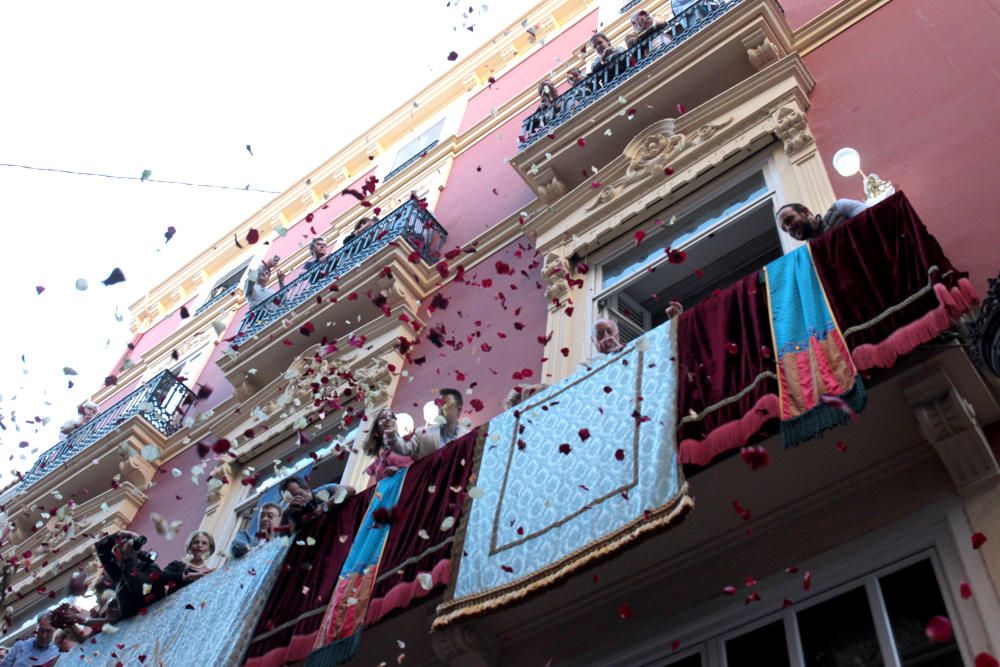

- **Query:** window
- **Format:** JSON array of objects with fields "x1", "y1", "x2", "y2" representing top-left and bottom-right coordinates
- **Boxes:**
[
  {"x1": 206, "y1": 259, "x2": 252, "y2": 302},
  {"x1": 388, "y1": 119, "x2": 446, "y2": 173},
  {"x1": 593, "y1": 165, "x2": 782, "y2": 344},
  {"x1": 725, "y1": 620, "x2": 790, "y2": 667},
  {"x1": 641, "y1": 553, "x2": 970, "y2": 667}
]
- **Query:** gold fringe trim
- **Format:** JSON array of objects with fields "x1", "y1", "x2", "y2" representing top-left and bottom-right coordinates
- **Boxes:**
[{"x1": 432, "y1": 485, "x2": 694, "y2": 629}]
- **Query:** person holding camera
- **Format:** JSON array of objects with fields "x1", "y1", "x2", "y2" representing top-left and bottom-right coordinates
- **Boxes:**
[
  {"x1": 94, "y1": 530, "x2": 187, "y2": 620},
  {"x1": 245, "y1": 256, "x2": 286, "y2": 308},
  {"x1": 279, "y1": 477, "x2": 356, "y2": 530}
]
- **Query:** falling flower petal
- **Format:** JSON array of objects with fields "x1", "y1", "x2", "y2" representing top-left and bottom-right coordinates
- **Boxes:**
[
  {"x1": 576, "y1": 137, "x2": 587, "y2": 147},
  {"x1": 925, "y1": 616, "x2": 952, "y2": 643},
  {"x1": 617, "y1": 603, "x2": 633, "y2": 619},
  {"x1": 447, "y1": 51, "x2": 458, "y2": 61},
  {"x1": 75, "y1": 278, "x2": 89, "y2": 291},
  {"x1": 960, "y1": 581, "x2": 972, "y2": 599},
  {"x1": 164, "y1": 226, "x2": 176, "y2": 242},
  {"x1": 417, "y1": 572, "x2": 434, "y2": 590},
  {"x1": 740, "y1": 445, "x2": 770, "y2": 471},
  {"x1": 634, "y1": 230, "x2": 646, "y2": 245},
  {"x1": 972, "y1": 532, "x2": 988, "y2": 549},
  {"x1": 976, "y1": 653, "x2": 1000, "y2": 667},
  {"x1": 102, "y1": 268, "x2": 126, "y2": 286}
]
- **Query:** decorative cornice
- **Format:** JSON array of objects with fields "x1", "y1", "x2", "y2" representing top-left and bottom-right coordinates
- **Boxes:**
[{"x1": 793, "y1": 0, "x2": 893, "y2": 56}]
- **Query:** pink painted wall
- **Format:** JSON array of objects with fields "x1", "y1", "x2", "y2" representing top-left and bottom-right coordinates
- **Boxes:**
[
  {"x1": 267, "y1": 169, "x2": 378, "y2": 261},
  {"x1": 459, "y1": 10, "x2": 599, "y2": 134},
  {"x1": 434, "y1": 113, "x2": 539, "y2": 248},
  {"x1": 779, "y1": 0, "x2": 838, "y2": 30},
  {"x1": 391, "y1": 237, "x2": 549, "y2": 426},
  {"x1": 804, "y1": 0, "x2": 1000, "y2": 290},
  {"x1": 125, "y1": 444, "x2": 211, "y2": 563}
]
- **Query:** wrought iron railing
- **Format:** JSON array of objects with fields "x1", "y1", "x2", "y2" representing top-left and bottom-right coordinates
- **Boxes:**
[
  {"x1": 20, "y1": 370, "x2": 196, "y2": 489},
  {"x1": 383, "y1": 140, "x2": 440, "y2": 183},
  {"x1": 969, "y1": 272, "x2": 1000, "y2": 378},
  {"x1": 519, "y1": 0, "x2": 739, "y2": 148},
  {"x1": 194, "y1": 281, "x2": 240, "y2": 316},
  {"x1": 233, "y1": 198, "x2": 448, "y2": 343}
]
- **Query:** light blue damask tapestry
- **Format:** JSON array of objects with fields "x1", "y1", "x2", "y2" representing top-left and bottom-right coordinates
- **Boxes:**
[
  {"x1": 436, "y1": 320, "x2": 692, "y2": 627},
  {"x1": 56, "y1": 538, "x2": 288, "y2": 666}
]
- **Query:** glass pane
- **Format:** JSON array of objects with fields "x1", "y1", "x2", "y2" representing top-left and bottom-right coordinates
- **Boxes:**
[
  {"x1": 663, "y1": 654, "x2": 702, "y2": 667},
  {"x1": 880, "y1": 560, "x2": 963, "y2": 667},
  {"x1": 725, "y1": 620, "x2": 790, "y2": 667},
  {"x1": 391, "y1": 118, "x2": 446, "y2": 170},
  {"x1": 797, "y1": 586, "x2": 884, "y2": 667},
  {"x1": 601, "y1": 172, "x2": 768, "y2": 290}
]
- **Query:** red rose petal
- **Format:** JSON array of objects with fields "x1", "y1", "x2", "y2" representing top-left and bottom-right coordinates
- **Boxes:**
[
  {"x1": 614, "y1": 449, "x2": 625, "y2": 461},
  {"x1": 803, "y1": 571, "x2": 812, "y2": 591},
  {"x1": 836, "y1": 440, "x2": 848, "y2": 453},
  {"x1": 972, "y1": 532, "x2": 988, "y2": 549},
  {"x1": 976, "y1": 653, "x2": 1000, "y2": 667},
  {"x1": 576, "y1": 137, "x2": 587, "y2": 148},
  {"x1": 578, "y1": 428, "x2": 590, "y2": 441},
  {"x1": 447, "y1": 51, "x2": 458, "y2": 61},
  {"x1": 246, "y1": 229, "x2": 260, "y2": 244},
  {"x1": 960, "y1": 581, "x2": 972, "y2": 599},
  {"x1": 722, "y1": 586, "x2": 737, "y2": 596},
  {"x1": 211, "y1": 438, "x2": 231, "y2": 454},
  {"x1": 617, "y1": 603, "x2": 633, "y2": 620},
  {"x1": 925, "y1": 616, "x2": 952, "y2": 643},
  {"x1": 634, "y1": 230, "x2": 646, "y2": 245},
  {"x1": 558, "y1": 443, "x2": 572, "y2": 455}
]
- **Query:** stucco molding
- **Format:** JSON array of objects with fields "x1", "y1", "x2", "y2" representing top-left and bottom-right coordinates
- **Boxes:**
[
  {"x1": 902, "y1": 368, "x2": 1000, "y2": 492},
  {"x1": 793, "y1": 0, "x2": 894, "y2": 56}
]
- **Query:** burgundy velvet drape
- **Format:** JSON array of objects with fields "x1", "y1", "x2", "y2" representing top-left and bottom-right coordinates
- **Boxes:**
[
  {"x1": 243, "y1": 488, "x2": 373, "y2": 667},
  {"x1": 810, "y1": 192, "x2": 975, "y2": 368},
  {"x1": 676, "y1": 271, "x2": 780, "y2": 466},
  {"x1": 365, "y1": 429, "x2": 478, "y2": 626}
]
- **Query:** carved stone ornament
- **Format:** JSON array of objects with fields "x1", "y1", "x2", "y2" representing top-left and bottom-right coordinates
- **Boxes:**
[
  {"x1": 742, "y1": 29, "x2": 779, "y2": 71},
  {"x1": 691, "y1": 116, "x2": 734, "y2": 145},
  {"x1": 537, "y1": 172, "x2": 567, "y2": 203},
  {"x1": 774, "y1": 107, "x2": 814, "y2": 155},
  {"x1": 542, "y1": 252, "x2": 573, "y2": 303},
  {"x1": 623, "y1": 118, "x2": 686, "y2": 182}
]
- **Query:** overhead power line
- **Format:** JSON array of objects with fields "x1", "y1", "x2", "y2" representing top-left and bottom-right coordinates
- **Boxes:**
[{"x1": 0, "y1": 162, "x2": 282, "y2": 194}]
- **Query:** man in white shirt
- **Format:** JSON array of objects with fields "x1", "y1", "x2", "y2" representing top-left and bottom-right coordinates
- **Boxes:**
[
  {"x1": 589, "y1": 33, "x2": 626, "y2": 73},
  {"x1": 776, "y1": 199, "x2": 869, "y2": 241},
  {"x1": 0, "y1": 614, "x2": 59, "y2": 667},
  {"x1": 245, "y1": 260, "x2": 286, "y2": 308},
  {"x1": 388, "y1": 388, "x2": 471, "y2": 461}
]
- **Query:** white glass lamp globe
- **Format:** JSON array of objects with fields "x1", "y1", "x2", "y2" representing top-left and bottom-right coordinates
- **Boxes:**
[
  {"x1": 394, "y1": 412, "x2": 415, "y2": 437},
  {"x1": 423, "y1": 400, "x2": 442, "y2": 425},
  {"x1": 833, "y1": 147, "x2": 861, "y2": 177}
]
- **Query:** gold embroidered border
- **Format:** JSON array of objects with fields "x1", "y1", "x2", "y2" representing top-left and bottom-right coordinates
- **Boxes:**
[{"x1": 489, "y1": 343, "x2": 643, "y2": 556}]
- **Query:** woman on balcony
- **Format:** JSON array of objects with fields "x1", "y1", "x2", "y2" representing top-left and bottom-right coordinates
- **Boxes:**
[
  {"x1": 164, "y1": 530, "x2": 216, "y2": 580},
  {"x1": 626, "y1": 10, "x2": 671, "y2": 50},
  {"x1": 362, "y1": 408, "x2": 415, "y2": 482}
]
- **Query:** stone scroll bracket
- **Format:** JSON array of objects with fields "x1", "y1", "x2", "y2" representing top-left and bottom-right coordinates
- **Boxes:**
[{"x1": 431, "y1": 619, "x2": 499, "y2": 667}]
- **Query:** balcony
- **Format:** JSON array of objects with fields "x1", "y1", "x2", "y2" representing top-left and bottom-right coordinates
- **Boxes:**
[
  {"x1": 194, "y1": 280, "x2": 240, "y2": 316},
  {"x1": 511, "y1": 0, "x2": 793, "y2": 202},
  {"x1": 219, "y1": 198, "x2": 447, "y2": 388},
  {"x1": 19, "y1": 370, "x2": 195, "y2": 491},
  {"x1": 521, "y1": 0, "x2": 746, "y2": 149},
  {"x1": 382, "y1": 139, "x2": 440, "y2": 183}
]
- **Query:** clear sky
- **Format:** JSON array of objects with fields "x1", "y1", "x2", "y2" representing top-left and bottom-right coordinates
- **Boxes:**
[{"x1": 0, "y1": 0, "x2": 541, "y2": 486}]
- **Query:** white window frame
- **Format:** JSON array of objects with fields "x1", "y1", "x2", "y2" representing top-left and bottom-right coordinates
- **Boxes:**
[
  {"x1": 609, "y1": 499, "x2": 998, "y2": 667},
  {"x1": 585, "y1": 148, "x2": 788, "y2": 358}
]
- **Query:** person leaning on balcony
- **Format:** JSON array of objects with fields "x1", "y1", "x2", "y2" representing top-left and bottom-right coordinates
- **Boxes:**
[
  {"x1": 566, "y1": 67, "x2": 585, "y2": 86},
  {"x1": 362, "y1": 408, "x2": 415, "y2": 481},
  {"x1": 53, "y1": 630, "x2": 75, "y2": 654},
  {"x1": 626, "y1": 10, "x2": 670, "y2": 49},
  {"x1": 593, "y1": 318, "x2": 625, "y2": 355},
  {"x1": 589, "y1": 33, "x2": 626, "y2": 73},
  {"x1": 231, "y1": 502, "x2": 283, "y2": 559},
  {"x1": 0, "y1": 613, "x2": 59, "y2": 667},
  {"x1": 536, "y1": 79, "x2": 559, "y2": 113},
  {"x1": 302, "y1": 237, "x2": 330, "y2": 271},
  {"x1": 164, "y1": 530, "x2": 216, "y2": 580},
  {"x1": 279, "y1": 476, "x2": 357, "y2": 530},
  {"x1": 340, "y1": 216, "x2": 377, "y2": 247},
  {"x1": 776, "y1": 199, "x2": 869, "y2": 241},
  {"x1": 245, "y1": 258, "x2": 286, "y2": 308},
  {"x1": 387, "y1": 388, "x2": 471, "y2": 461}
]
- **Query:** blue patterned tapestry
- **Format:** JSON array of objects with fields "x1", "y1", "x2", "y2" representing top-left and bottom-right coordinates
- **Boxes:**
[
  {"x1": 55, "y1": 538, "x2": 288, "y2": 666},
  {"x1": 435, "y1": 320, "x2": 692, "y2": 627}
]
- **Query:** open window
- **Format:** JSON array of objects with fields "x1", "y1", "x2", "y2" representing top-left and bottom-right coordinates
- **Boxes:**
[
  {"x1": 592, "y1": 160, "x2": 783, "y2": 341},
  {"x1": 385, "y1": 119, "x2": 446, "y2": 179},
  {"x1": 197, "y1": 258, "x2": 252, "y2": 314}
]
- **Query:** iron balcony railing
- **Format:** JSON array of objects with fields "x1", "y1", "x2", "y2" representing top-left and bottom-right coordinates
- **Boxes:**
[
  {"x1": 194, "y1": 281, "x2": 240, "y2": 316},
  {"x1": 519, "y1": 0, "x2": 739, "y2": 148},
  {"x1": 233, "y1": 198, "x2": 448, "y2": 343},
  {"x1": 383, "y1": 140, "x2": 440, "y2": 183},
  {"x1": 20, "y1": 370, "x2": 196, "y2": 489}
]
